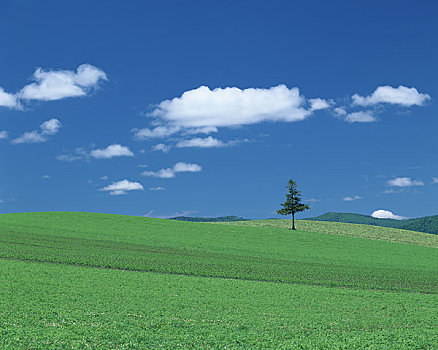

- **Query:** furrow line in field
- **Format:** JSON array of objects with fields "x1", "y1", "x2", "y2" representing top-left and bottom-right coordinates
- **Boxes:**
[{"x1": 1, "y1": 255, "x2": 436, "y2": 295}]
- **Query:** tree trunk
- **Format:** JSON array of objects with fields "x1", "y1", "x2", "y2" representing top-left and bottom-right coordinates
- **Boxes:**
[{"x1": 292, "y1": 212, "x2": 296, "y2": 230}]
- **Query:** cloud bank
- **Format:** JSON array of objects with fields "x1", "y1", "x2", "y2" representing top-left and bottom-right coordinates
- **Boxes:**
[
  {"x1": 133, "y1": 84, "x2": 430, "y2": 140},
  {"x1": 148, "y1": 85, "x2": 328, "y2": 129}
]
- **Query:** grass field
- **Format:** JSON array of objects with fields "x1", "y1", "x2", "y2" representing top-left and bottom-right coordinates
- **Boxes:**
[
  {"x1": 220, "y1": 219, "x2": 438, "y2": 248},
  {"x1": 1, "y1": 212, "x2": 437, "y2": 348}
]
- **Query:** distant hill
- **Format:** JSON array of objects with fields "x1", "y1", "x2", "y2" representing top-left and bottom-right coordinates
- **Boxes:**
[
  {"x1": 170, "y1": 215, "x2": 249, "y2": 222},
  {"x1": 306, "y1": 212, "x2": 438, "y2": 235}
]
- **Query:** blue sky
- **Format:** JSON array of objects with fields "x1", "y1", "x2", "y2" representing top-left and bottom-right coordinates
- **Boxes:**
[{"x1": 1, "y1": 0, "x2": 437, "y2": 219}]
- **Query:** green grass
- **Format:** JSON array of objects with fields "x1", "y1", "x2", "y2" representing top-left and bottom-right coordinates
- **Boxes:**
[
  {"x1": 1, "y1": 259, "x2": 437, "y2": 349},
  {"x1": 0, "y1": 212, "x2": 438, "y2": 348},
  {"x1": 1, "y1": 212, "x2": 437, "y2": 292},
  {"x1": 220, "y1": 219, "x2": 438, "y2": 248}
]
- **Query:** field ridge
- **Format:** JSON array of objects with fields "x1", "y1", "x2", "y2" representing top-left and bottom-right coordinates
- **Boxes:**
[{"x1": 219, "y1": 219, "x2": 438, "y2": 248}]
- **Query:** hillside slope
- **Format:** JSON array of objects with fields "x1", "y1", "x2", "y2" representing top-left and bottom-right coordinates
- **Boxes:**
[
  {"x1": 1, "y1": 212, "x2": 438, "y2": 348},
  {"x1": 220, "y1": 219, "x2": 438, "y2": 248},
  {"x1": 307, "y1": 212, "x2": 438, "y2": 235},
  {"x1": 0, "y1": 212, "x2": 437, "y2": 293}
]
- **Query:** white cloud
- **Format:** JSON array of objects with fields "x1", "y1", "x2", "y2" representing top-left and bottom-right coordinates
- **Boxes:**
[
  {"x1": 11, "y1": 131, "x2": 45, "y2": 144},
  {"x1": 333, "y1": 107, "x2": 347, "y2": 116},
  {"x1": 142, "y1": 162, "x2": 202, "y2": 179},
  {"x1": 41, "y1": 175, "x2": 50, "y2": 179},
  {"x1": 371, "y1": 209, "x2": 406, "y2": 220},
  {"x1": 173, "y1": 162, "x2": 202, "y2": 173},
  {"x1": 387, "y1": 177, "x2": 424, "y2": 187},
  {"x1": 304, "y1": 198, "x2": 320, "y2": 203},
  {"x1": 344, "y1": 111, "x2": 376, "y2": 123},
  {"x1": 90, "y1": 144, "x2": 134, "y2": 159},
  {"x1": 149, "y1": 85, "x2": 316, "y2": 128},
  {"x1": 0, "y1": 131, "x2": 8, "y2": 139},
  {"x1": 150, "y1": 186, "x2": 165, "y2": 191},
  {"x1": 309, "y1": 98, "x2": 331, "y2": 111},
  {"x1": 176, "y1": 136, "x2": 230, "y2": 148},
  {"x1": 58, "y1": 144, "x2": 133, "y2": 161},
  {"x1": 343, "y1": 195, "x2": 362, "y2": 201},
  {"x1": 56, "y1": 154, "x2": 81, "y2": 162},
  {"x1": 40, "y1": 118, "x2": 62, "y2": 135},
  {"x1": 152, "y1": 143, "x2": 171, "y2": 153},
  {"x1": 185, "y1": 126, "x2": 218, "y2": 134},
  {"x1": 11, "y1": 118, "x2": 62, "y2": 145},
  {"x1": 100, "y1": 179, "x2": 143, "y2": 195},
  {"x1": 0, "y1": 88, "x2": 19, "y2": 108},
  {"x1": 56, "y1": 148, "x2": 88, "y2": 162},
  {"x1": 352, "y1": 85, "x2": 430, "y2": 107},
  {"x1": 56, "y1": 154, "x2": 83, "y2": 162},
  {"x1": 143, "y1": 168, "x2": 176, "y2": 179},
  {"x1": 133, "y1": 125, "x2": 180, "y2": 139},
  {"x1": 382, "y1": 188, "x2": 403, "y2": 194},
  {"x1": 432, "y1": 177, "x2": 438, "y2": 184},
  {"x1": 19, "y1": 64, "x2": 107, "y2": 101}
]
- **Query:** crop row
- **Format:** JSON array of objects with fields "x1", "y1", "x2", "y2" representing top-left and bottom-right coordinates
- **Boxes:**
[
  {"x1": 2, "y1": 259, "x2": 438, "y2": 349},
  {"x1": 0, "y1": 230, "x2": 436, "y2": 293}
]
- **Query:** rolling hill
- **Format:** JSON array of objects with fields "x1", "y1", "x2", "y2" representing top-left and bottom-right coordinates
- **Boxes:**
[
  {"x1": 221, "y1": 219, "x2": 438, "y2": 248},
  {"x1": 306, "y1": 212, "x2": 438, "y2": 235},
  {"x1": 0, "y1": 212, "x2": 437, "y2": 348},
  {"x1": 173, "y1": 212, "x2": 438, "y2": 235}
]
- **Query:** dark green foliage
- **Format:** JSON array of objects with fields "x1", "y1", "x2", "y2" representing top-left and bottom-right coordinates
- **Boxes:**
[
  {"x1": 277, "y1": 179, "x2": 309, "y2": 230},
  {"x1": 170, "y1": 215, "x2": 248, "y2": 222},
  {"x1": 307, "y1": 212, "x2": 438, "y2": 235}
]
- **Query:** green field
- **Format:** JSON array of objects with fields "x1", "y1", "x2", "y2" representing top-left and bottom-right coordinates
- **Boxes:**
[
  {"x1": 221, "y1": 219, "x2": 438, "y2": 248},
  {"x1": 1, "y1": 212, "x2": 437, "y2": 348},
  {"x1": 306, "y1": 212, "x2": 438, "y2": 235}
]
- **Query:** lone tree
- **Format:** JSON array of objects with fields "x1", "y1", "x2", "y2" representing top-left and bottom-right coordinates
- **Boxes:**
[{"x1": 277, "y1": 179, "x2": 309, "y2": 230}]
